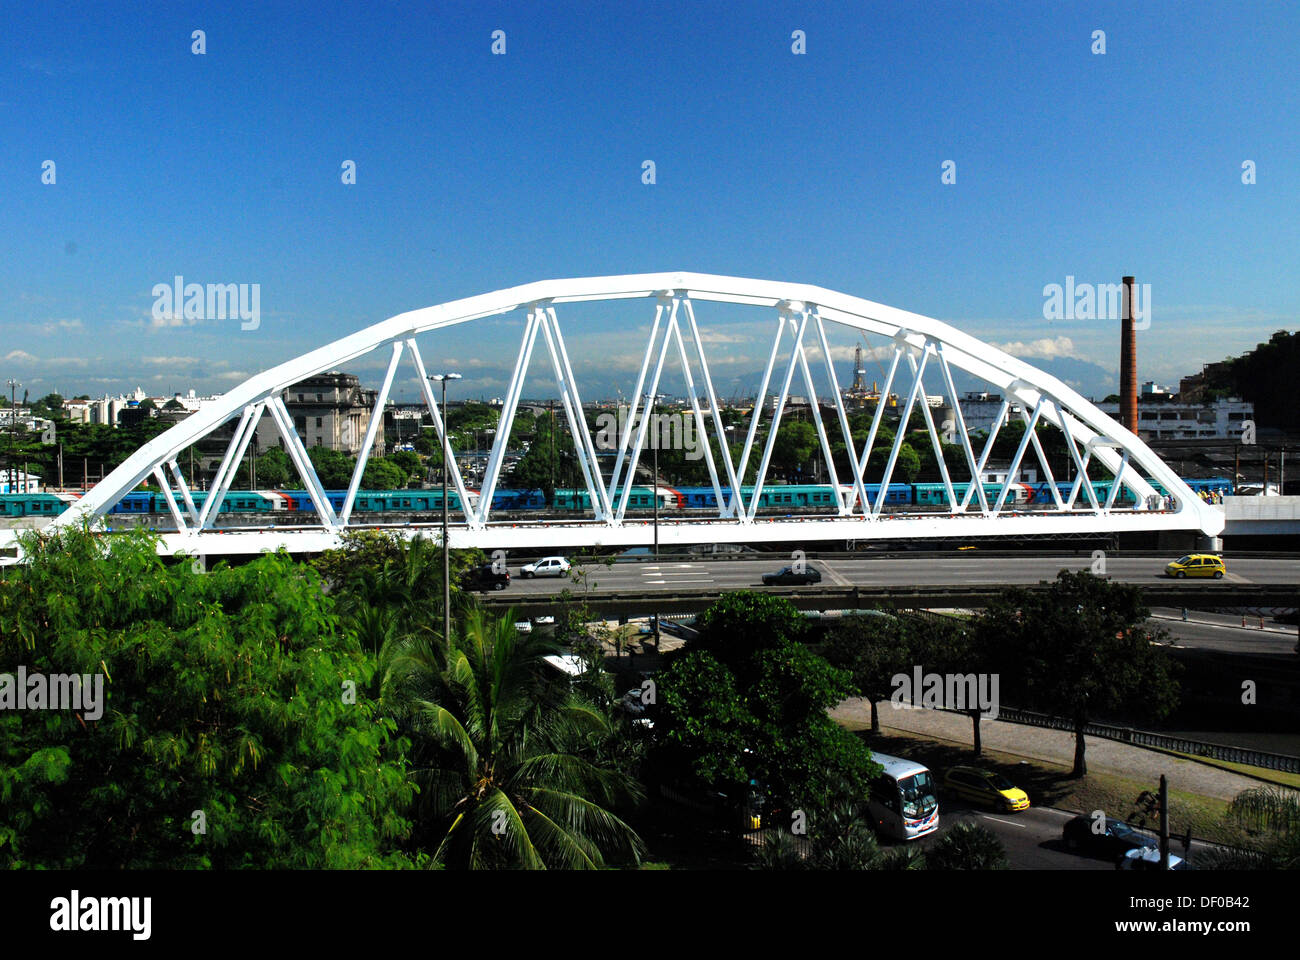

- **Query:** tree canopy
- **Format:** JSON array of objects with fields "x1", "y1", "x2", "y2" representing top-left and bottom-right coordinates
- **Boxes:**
[{"x1": 0, "y1": 527, "x2": 417, "y2": 868}]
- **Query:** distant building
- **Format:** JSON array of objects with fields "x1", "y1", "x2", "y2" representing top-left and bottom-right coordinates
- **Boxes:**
[
  {"x1": 958, "y1": 391, "x2": 1026, "y2": 435},
  {"x1": 1097, "y1": 395, "x2": 1253, "y2": 440},
  {"x1": 254, "y1": 371, "x2": 383, "y2": 454},
  {"x1": 0, "y1": 471, "x2": 42, "y2": 494},
  {"x1": 981, "y1": 465, "x2": 1038, "y2": 484},
  {"x1": 1177, "y1": 361, "x2": 1233, "y2": 404}
]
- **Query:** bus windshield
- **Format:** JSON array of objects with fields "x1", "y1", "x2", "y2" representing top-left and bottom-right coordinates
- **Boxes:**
[{"x1": 899, "y1": 770, "x2": 938, "y2": 819}]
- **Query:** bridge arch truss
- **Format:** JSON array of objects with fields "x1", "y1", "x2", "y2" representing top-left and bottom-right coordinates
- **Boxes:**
[{"x1": 18, "y1": 272, "x2": 1223, "y2": 557}]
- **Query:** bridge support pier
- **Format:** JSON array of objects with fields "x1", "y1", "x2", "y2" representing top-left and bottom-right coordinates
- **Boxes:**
[{"x1": 1197, "y1": 534, "x2": 1223, "y2": 553}]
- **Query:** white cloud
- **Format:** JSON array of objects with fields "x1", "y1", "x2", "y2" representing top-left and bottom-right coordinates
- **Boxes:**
[
  {"x1": 140, "y1": 356, "x2": 202, "y2": 366},
  {"x1": 3, "y1": 350, "x2": 37, "y2": 362},
  {"x1": 26, "y1": 318, "x2": 84, "y2": 335},
  {"x1": 991, "y1": 336, "x2": 1079, "y2": 360}
]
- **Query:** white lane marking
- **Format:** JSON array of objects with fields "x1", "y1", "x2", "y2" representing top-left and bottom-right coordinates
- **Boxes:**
[
  {"x1": 819, "y1": 561, "x2": 852, "y2": 587},
  {"x1": 981, "y1": 815, "x2": 1027, "y2": 828},
  {"x1": 644, "y1": 579, "x2": 714, "y2": 585}
]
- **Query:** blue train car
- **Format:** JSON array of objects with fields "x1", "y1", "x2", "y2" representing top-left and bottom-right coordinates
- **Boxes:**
[
  {"x1": 110, "y1": 491, "x2": 155, "y2": 515},
  {"x1": 491, "y1": 489, "x2": 546, "y2": 511},
  {"x1": 914, "y1": 481, "x2": 1032, "y2": 507},
  {"x1": 865, "y1": 483, "x2": 913, "y2": 506}
]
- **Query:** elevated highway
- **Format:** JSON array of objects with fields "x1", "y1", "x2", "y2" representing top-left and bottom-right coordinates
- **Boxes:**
[{"x1": 476, "y1": 553, "x2": 1300, "y2": 617}]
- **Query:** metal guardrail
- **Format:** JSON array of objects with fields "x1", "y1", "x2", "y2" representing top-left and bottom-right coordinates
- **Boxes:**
[{"x1": 962, "y1": 704, "x2": 1300, "y2": 774}]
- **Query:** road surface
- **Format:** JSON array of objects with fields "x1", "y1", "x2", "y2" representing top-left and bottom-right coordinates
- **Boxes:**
[{"x1": 502, "y1": 554, "x2": 1300, "y2": 596}]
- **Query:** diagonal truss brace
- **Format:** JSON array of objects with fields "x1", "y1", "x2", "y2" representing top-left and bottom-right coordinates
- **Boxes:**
[
  {"x1": 408, "y1": 338, "x2": 480, "y2": 526},
  {"x1": 264, "y1": 396, "x2": 339, "y2": 529}
]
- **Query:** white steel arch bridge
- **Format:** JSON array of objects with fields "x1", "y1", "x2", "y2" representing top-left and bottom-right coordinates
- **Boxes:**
[{"x1": 4, "y1": 272, "x2": 1224, "y2": 561}]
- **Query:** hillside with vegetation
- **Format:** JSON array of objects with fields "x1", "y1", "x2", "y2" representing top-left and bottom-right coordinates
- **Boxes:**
[{"x1": 1206, "y1": 330, "x2": 1299, "y2": 430}]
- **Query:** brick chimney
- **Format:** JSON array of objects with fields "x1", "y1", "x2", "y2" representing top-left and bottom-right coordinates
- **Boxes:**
[{"x1": 1121, "y1": 276, "x2": 1138, "y2": 433}]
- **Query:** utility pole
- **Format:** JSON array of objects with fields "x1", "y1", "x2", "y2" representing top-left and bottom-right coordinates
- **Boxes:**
[{"x1": 430, "y1": 373, "x2": 462, "y2": 646}]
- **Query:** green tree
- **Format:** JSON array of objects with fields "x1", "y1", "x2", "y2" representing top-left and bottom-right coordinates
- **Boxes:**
[
  {"x1": 307, "y1": 445, "x2": 355, "y2": 488},
  {"x1": 388, "y1": 449, "x2": 422, "y2": 483},
  {"x1": 233, "y1": 445, "x2": 292, "y2": 488},
  {"x1": 654, "y1": 592, "x2": 876, "y2": 816},
  {"x1": 31, "y1": 393, "x2": 66, "y2": 420},
  {"x1": 979, "y1": 570, "x2": 1180, "y2": 777},
  {"x1": 313, "y1": 531, "x2": 482, "y2": 650},
  {"x1": 771, "y1": 419, "x2": 818, "y2": 480},
  {"x1": 892, "y1": 442, "x2": 921, "y2": 483},
  {"x1": 820, "y1": 612, "x2": 919, "y2": 734},
  {"x1": 379, "y1": 606, "x2": 645, "y2": 868},
  {"x1": 0, "y1": 527, "x2": 417, "y2": 868},
  {"x1": 361, "y1": 456, "x2": 406, "y2": 490},
  {"x1": 508, "y1": 411, "x2": 576, "y2": 505}
]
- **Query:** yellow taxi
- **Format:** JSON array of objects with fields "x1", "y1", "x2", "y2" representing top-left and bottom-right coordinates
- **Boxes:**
[
  {"x1": 1165, "y1": 554, "x2": 1226, "y2": 579},
  {"x1": 942, "y1": 766, "x2": 1030, "y2": 812}
]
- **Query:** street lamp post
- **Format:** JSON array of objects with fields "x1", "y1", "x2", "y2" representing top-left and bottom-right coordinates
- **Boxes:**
[
  {"x1": 646, "y1": 393, "x2": 660, "y2": 653},
  {"x1": 430, "y1": 373, "x2": 462, "y2": 646},
  {"x1": 6, "y1": 379, "x2": 18, "y2": 494}
]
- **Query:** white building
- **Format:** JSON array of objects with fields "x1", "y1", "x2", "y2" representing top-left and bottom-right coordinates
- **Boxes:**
[
  {"x1": 0, "y1": 471, "x2": 43, "y2": 494},
  {"x1": 62, "y1": 388, "x2": 223, "y2": 427},
  {"x1": 958, "y1": 392, "x2": 1027, "y2": 435},
  {"x1": 981, "y1": 465, "x2": 1038, "y2": 484},
  {"x1": 1096, "y1": 396, "x2": 1253, "y2": 440}
]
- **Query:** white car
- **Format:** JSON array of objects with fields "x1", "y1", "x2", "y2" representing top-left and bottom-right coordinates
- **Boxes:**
[
  {"x1": 520, "y1": 556, "x2": 571, "y2": 578},
  {"x1": 1118, "y1": 846, "x2": 1187, "y2": 870}
]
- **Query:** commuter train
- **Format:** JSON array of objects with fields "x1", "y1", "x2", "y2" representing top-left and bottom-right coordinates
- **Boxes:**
[{"x1": 0, "y1": 477, "x2": 1234, "y2": 519}]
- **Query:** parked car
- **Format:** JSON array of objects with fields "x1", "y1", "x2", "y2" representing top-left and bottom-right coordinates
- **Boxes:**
[
  {"x1": 942, "y1": 766, "x2": 1030, "y2": 812},
  {"x1": 1061, "y1": 815, "x2": 1156, "y2": 859},
  {"x1": 761, "y1": 564, "x2": 823, "y2": 586},
  {"x1": 520, "y1": 556, "x2": 571, "y2": 578},
  {"x1": 1165, "y1": 554, "x2": 1226, "y2": 579},
  {"x1": 463, "y1": 563, "x2": 510, "y2": 591}
]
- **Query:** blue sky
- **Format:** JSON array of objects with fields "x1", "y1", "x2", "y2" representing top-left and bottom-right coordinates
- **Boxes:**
[{"x1": 3, "y1": 1, "x2": 1297, "y2": 404}]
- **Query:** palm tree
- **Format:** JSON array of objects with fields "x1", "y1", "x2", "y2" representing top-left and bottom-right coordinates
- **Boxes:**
[
  {"x1": 381, "y1": 606, "x2": 646, "y2": 869},
  {"x1": 1198, "y1": 786, "x2": 1300, "y2": 870}
]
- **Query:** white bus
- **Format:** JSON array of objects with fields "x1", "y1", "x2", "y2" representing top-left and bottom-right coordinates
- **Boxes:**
[{"x1": 866, "y1": 753, "x2": 940, "y2": 840}]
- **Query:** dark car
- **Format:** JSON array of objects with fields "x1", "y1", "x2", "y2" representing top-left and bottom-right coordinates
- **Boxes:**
[
  {"x1": 761, "y1": 564, "x2": 823, "y2": 586},
  {"x1": 1061, "y1": 815, "x2": 1155, "y2": 859},
  {"x1": 463, "y1": 563, "x2": 510, "y2": 592}
]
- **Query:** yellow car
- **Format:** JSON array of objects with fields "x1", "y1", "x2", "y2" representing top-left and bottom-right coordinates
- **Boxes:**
[
  {"x1": 1165, "y1": 554, "x2": 1226, "y2": 579},
  {"x1": 943, "y1": 767, "x2": 1030, "y2": 812}
]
